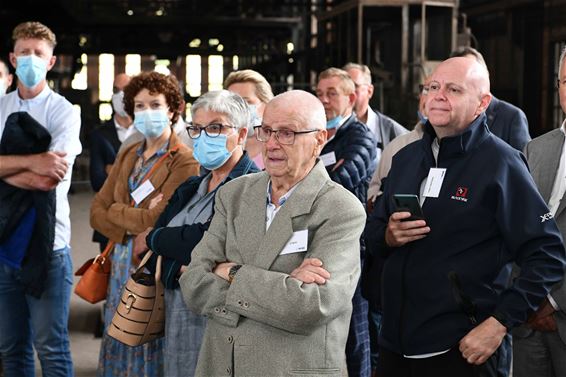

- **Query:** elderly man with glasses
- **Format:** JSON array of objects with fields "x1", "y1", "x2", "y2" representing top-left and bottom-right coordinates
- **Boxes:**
[{"x1": 180, "y1": 90, "x2": 366, "y2": 377}]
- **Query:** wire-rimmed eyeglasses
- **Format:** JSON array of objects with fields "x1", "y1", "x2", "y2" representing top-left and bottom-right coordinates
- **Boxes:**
[{"x1": 253, "y1": 125, "x2": 319, "y2": 145}]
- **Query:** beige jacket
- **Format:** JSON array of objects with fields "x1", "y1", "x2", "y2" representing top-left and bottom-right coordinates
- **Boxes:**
[
  {"x1": 367, "y1": 122, "x2": 425, "y2": 202},
  {"x1": 180, "y1": 161, "x2": 366, "y2": 377}
]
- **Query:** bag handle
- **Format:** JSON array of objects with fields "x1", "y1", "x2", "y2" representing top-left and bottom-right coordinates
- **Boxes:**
[
  {"x1": 136, "y1": 250, "x2": 162, "y2": 281},
  {"x1": 93, "y1": 240, "x2": 115, "y2": 265}
]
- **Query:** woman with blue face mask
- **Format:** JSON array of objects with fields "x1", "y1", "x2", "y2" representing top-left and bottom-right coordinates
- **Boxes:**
[
  {"x1": 131, "y1": 90, "x2": 260, "y2": 377},
  {"x1": 90, "y1": 71, "x2": 199, "y2": 377}
]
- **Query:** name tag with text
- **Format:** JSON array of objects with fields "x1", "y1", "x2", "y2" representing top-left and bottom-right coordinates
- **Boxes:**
[
  {"x1": 131, "y1": 180, "x2": 156, "y2": 205},
  {"x1": 280, "y1": 229, "x2": 308, "y2": 255},
  {"x1": 320, "y1": 152, "x2": 337, "y2": 167}
]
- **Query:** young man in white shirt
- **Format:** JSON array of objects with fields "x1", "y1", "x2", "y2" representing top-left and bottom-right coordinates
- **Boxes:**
[{"x1": 0, "y1": 21, "x2": 81, "y2": 376}]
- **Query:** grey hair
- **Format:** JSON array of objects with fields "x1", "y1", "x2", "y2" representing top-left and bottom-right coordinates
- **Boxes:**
[
  {"x1": 191, "y1": 90, "x2": 251, "y2": 129},
  {"x1": 343, "y1": 62, "x2": 372, "y2": 85},
  {"x1": 559, "y1": 46, "x2": 566, "y2": 80}
]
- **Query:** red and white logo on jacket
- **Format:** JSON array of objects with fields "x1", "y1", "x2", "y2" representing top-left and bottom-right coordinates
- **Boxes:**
[{"x1": 451, "y1": 186, "x2": 469, "y2": 202}]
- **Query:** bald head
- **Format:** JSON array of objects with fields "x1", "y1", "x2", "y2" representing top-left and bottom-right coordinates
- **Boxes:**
[
  {"x1": 261, "y1": 90, "x2": 327, "y2": 188},
  {"x1": 266, "y1": 90, "x2": 326, "y2": 131},
  {"x1": 439, "y1": 57, "x2": 489, "y2": 94},
  {"x1": 426, "y1": 57, "x2": 492, "y2": 138},
  {"x1": 113, "y1": 73, "x2": 131, "y2": 92}
]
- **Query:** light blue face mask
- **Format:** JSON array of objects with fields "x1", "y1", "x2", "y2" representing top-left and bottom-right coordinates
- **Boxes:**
[
  {"x1": 193, "y1": 132, "x2": 238, "y2": 170},
  {"x1": 133, "y1": 109, "x2": 170, "y2": 138},
  {"x1": 16, "y1": 55, "x2": 48, "y2": 89},
  {"x1": 249, "y1": 104, "x2": 262, "y2": 125},
  {"x1": 417, "y1": 111, "x2": 428, "y2": 124},
  {"x1": 326, "y1": 115, "x2": 343, "y2": 129}
]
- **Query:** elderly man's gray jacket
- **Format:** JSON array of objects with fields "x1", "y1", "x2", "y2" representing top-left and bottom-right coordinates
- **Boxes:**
[{"x1": 180, "y1": 161, "x2": 366, "y2": 377}]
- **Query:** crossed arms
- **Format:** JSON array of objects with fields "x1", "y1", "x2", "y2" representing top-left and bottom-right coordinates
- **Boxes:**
[{"x1": 0, "y1": 152, "x2": 68, "y2": 191}]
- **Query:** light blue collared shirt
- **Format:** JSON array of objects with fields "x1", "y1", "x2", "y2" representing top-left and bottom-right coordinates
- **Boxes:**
[{"x1": 265, "y1": 180, "x2": 300, "y2": 230}]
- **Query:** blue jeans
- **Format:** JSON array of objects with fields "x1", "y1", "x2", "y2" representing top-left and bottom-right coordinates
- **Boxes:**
[{"x1": 0, "y1": 247, "x2": 73, "y2": 377}]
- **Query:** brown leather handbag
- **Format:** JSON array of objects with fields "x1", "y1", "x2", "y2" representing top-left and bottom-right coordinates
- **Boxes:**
[
  {"x1": 74, "y1": 242, "x2": 114, "y2": 304},
  {"x1": 107, "y1": 250, "x2": 165, "y2": 346}
]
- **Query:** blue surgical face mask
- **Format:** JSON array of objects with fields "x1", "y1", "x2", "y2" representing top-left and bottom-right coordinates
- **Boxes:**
[
  {"x1": 16, "y1": 55, "x2": 48, "y2": 89},
  {"x1": 249, "y1": 104, "x2": 262, "y2": 126},
  {"x1": 326, "y1": 115, "x2": 343, "y2": 129},
  {"x1": 193, "y1": 132, "x2": 238, "y2": 170},
  {"x1": 133, "y1": 109, "x2": 170, "y2": 138},
  {"x1": 247, "y1": 104, "x2": 262, "y2": 136},
  {"x1": 417, "y1": 111, "x2": 428, "y2": 124}
]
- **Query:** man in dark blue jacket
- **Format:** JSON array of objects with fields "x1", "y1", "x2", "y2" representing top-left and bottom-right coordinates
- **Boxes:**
[
  {"x1": 366, "y1": 57, "x2": 566, "y2": 377},
  {"x1": 316, "y1": 67, "x2": 376, "y2": 377}
]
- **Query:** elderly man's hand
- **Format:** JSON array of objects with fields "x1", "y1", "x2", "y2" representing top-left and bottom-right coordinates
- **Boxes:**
[
  {"x1": 385, "y1": 211, "x2": 430, "y2": 247},
  {"x1": 213, "y1": 262, "x2": 237, "y2": 281},
  {"x1": 527, "y1": 298, "x2": 558, "y2": 332},
  {"x1": 290, "y1": 258, "x2": 330, "y2": 284},
  {"x1": 459, "y1": 317, "x2": 506, "y2": 365}
]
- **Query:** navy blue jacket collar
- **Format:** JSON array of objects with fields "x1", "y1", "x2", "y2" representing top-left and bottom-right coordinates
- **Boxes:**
[
  {"x1": 422, "y1": 113, "x2": 490, "y2": 162},
  {"x1": 226, "y1": 151, "x2": 257, "y2": 180}
]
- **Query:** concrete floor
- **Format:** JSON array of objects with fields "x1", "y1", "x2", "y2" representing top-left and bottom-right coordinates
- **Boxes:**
[{"x1": 36, "y1": 189, "x2": 102, "y2": 376}]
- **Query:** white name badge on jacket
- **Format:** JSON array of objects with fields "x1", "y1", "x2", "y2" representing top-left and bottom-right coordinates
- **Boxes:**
[
  {"x1": 423, "y1": 168, "x2": 446, "y2": 198},
  {"x1": 280, "y1": 229, "x2": 308, "y2": 255},
  {"x1": 131, "y1": 180, "x2": 156, "y2": 205},
  {"x1": 320, "y1": 152, "x2": 337, "y2": 167}
]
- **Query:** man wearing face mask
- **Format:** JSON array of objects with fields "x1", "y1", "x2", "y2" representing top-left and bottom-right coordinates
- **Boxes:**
[
  {"x1": 316, "y1": 67, "x2": 377, "y2": 377},
  {"x1": 0, "y1": 21, "x2": 81, "y2": 376},
  {"x1": 89, "y1": 73, "x2": 132, "y2": 252},
  {"x1": 0, "y1": 58, "x2": 13, "y2": 97}
]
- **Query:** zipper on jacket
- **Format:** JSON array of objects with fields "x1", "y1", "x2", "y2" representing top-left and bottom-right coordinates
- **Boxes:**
[{"x1": 448, "y1": 271, "x2": 477, "y2": 325}]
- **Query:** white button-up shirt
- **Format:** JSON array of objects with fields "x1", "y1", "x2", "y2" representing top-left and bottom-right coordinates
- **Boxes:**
[{"x1": 0, "y1": 85, "x2": 82, "y2": 250}]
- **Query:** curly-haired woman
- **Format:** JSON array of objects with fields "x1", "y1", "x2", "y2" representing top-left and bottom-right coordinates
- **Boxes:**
[{"x1": 90, "y1": 71, "x2": 199, "y2": 376}]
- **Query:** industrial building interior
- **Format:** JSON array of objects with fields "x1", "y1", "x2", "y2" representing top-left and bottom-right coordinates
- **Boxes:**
[{"x1": 0, "y1": 0, "x2": 565, "y2": 375}]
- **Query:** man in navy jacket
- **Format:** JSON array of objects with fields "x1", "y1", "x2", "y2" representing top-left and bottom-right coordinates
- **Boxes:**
[{"x1": 366, "y1": 57, "x2": 566, "y2": 377}]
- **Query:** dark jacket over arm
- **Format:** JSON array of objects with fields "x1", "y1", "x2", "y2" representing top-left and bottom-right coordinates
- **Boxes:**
[{"x1": 0, "y1": 112, "x2": 56, "y2": 298}]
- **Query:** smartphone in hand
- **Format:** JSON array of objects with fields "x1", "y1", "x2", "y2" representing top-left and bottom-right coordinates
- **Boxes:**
[{"x1": 393, "y1": 194, "x2": 424, "y2": 221}]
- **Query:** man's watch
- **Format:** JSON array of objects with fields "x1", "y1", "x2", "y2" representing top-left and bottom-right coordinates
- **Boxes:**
[{"x1": 228, "y1": 264, "x2": 242, "y2": 284}]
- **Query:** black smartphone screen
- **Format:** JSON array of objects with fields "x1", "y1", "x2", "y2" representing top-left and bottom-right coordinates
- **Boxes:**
[{"x1": 393, "y1": 194, "x2": 425, "y2": 221}]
